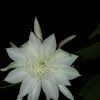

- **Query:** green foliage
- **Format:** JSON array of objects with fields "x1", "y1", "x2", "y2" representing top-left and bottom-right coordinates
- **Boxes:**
[
  {"x1": 75, "y1": 42, "x2": 100, "y2": 62},
  {"x1": 88, "y1": 24, "x2": 100, "y2": 39},
  {"x1": 79, "y1": 73, "x2": 100, "y2": 100}
]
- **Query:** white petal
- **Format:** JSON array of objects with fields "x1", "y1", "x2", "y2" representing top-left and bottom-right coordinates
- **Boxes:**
[
  {"x1": 61, "y1": 67, "x2": 81, "y2": 80},
  {"x1": 51, "y1": 63, "x2": 70, "y2": 69},
  {"x1": 51, "y1": 49, "x2": 70, "y2": 60},
  {"x1": 0, "y1": 62, "x2": 25, "y2": 71},
  {"x1": 17, "y1": 98, "x2": 23, "y2": 100},
  {"x1": 4, "y1": 67, "x2": 27, "y2": 83},
  {"x1": 43, "y1": 34, "x2": 57, "y2": 58},
  {"x1": 29, "y1": 32, "x2": 41, "y2": 50},
  {"x1": 42, "y1": 78, "x2": 59, "y2": 100},
  {"x1": 50, "y1": 49, "x2": 69, "y2": 65},
  {"x1": 50, "y1": 70, "x2": 71, "y2": 86},
  {"x1": 6, "y1": 48, "x2": 26, "y2": 62},
  {"x1": 40, "y1": 44, "x2": 44, "y2": 57},
  {"x1": 16, "y1": 95, "x2": 23, "y2": 100},
  {"x1": 17, "y1": 98, "x2": 22, "y2": 100},
  {"x1": 19, "y1": 77, "x2": 38, "y2": 98},
  {"x1": 21, "y1": 41, "x2": 28, "y2": 48},
  {"x1": 50, "y1": 49, "x2": 78, "y2": 66},
  {"x1": 58, "y1": 85, "x2": 74, "y2": 100},
  {"x1": 34, "y1": 17, "x2": 43, "y2": 41},
  {"x1": 28, "y1": 81, "x2": 41, "y2": 100},
  {"x1": 26, "y1": 41, "x2": 40, "y2": 58},
  {"x1": 62, "y1": 54, "x2": 78, "y2": 66}
]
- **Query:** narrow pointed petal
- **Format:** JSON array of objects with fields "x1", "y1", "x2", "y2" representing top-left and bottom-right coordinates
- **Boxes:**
[
  {"x1": 61, "y1": 67, "x2": 81, "y2": 80},
  {"x1": 0, "y1": 62, "x2": 25, "y2": 71},
  {"x1": 10, "y1": 42, "x2": 18, "y2": 48},
  {"x1": 50, "y1": 70, "x2": 71, "y2": 86},
  {"x1": 42, "y1": 78, "x2": 59, "y2": 100},
  {"x1": 43, "y1": 34, "x2": 57, "y2": 58},
  {"x1": 19, "y1": 77, "x2": 38, "y2": 98},
  {"x1": 34, "y1": 17, "x2": 43, "y2": 41},
  {"x1": 58, "y1": 85, "x2": 74, "y2": 100},
  {"x1": 29, "y1": 32, "x2": 41, "y2": 50},
  {"x1": 6, "y1": 48, "x2": 26, "y2": 62},
  {"x1": 28, "y1": 81, "x2": 41, "y2": 100},
  {"x1": 4, "y1": 67, "x2": 27, "y2": 83},
  {"x1": 58, "y1": 35, "x2": 76, "y2": 48}
]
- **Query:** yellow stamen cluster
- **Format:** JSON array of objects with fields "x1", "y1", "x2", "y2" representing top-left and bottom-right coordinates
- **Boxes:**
[{"x1": 24, "y1": 56, "x2": 56, "y2": 80}]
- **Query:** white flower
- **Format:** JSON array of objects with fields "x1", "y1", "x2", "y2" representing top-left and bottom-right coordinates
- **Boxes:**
[{"x1": 1, "y1": 18, "x2": 80, "y2": 100}]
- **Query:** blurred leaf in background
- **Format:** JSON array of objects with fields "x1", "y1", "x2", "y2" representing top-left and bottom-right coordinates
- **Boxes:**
[
  {"x1": 75, "y1": 42, "x2": 100, "y2": 62},
  {"x1": 88, "y1": 24, "x2": 100, "y2": 39},
  {"x1": 79, "y1": 73, "x2": 100, "y2": 100}
]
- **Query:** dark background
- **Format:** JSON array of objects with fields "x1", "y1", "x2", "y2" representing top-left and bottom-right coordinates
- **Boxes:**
[{"x1": 0, "y1": 3, "x2": 100, "y2": 100}]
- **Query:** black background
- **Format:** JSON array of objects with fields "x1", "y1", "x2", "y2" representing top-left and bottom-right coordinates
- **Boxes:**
[{"x1": 0, "y1": 2, "x2": 100, "y2": 100}]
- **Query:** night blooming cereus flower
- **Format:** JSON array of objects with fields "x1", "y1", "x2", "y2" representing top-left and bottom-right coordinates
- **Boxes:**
[{"x1": 0, "y1": 17, "x2": 80, "y2": 100}]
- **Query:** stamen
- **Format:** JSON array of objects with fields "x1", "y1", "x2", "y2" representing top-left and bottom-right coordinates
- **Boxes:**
[{"x1": 24, "y1": 55, "x2": 59, "y2": 80}]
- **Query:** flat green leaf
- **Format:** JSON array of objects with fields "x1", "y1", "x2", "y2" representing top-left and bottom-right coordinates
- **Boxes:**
[
  {"x1": 88, "y1": 24, "x2": 100, "y2": 39},
  {"x1": 75, "y1": 42, "x2": 100, "y2": 62},
  {"x1": 0, "y1": 82, "x2": 21, "y2": 89},
  {"x1": 79, "y1": 73, "x2": 100, "y2": 100}
]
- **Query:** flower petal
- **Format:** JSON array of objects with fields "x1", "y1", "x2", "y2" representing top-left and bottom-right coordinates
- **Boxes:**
[
  {"x1": 16, "y1": 95, "x2": 23, "y2": 100},
  {"x1": 10, "y1": 42, "x2": 18, "y2": 48},
  {"x1": 50, "y1": 49, "x2": 78, "y2": 66},
  {"x1": 6, "y1": 48, "x2": 26, "y2": 62},
  {"x1": 29, "y1": 32, "x2": 41, "y2": 50},
  {"x1": 18, "y1": 77, "x2": 38, "y2": 98},
  {"x1": 0, "y1": 62, "x2": 25, "y2": 71},
  {"x1": 40, "y1": 44, "x2": 45, "y2": 57},
  {"x1": 62, "y1": 54, "x2": 78, "y2": 66},
  {"x1": 28, "y1": 81, "x2": 41, "y2": 100},
  {"x1": 34, "y1": 17, "x2": 43, "y2": 41},
  {"x1": 25, "y1": 41, "x2": 40, "y2": 58},
  {"x1": 61, "y1": 67, "x2": 81, "y2": 80},
  {"x1": 50, "y1": 70, "x2": 71, "y2": 86},
  {"x1": 42, "y1": 78, "x2": 59, "y2": 100},
  {"x1": 25, "y1": 41, "x2": 42, "y2": 59},
  {"x1": 4, "y1": 67, "x2": 27, "y2": 83},
  {"x1": 50, "y1": 49, "x2": 70, "y2": 65},
  {"x1": 43, "y1": 34, "x2": 57, "y2": 58},
  {"x1": 58, "y1": 85, "x2": 74, "y2": 100}
]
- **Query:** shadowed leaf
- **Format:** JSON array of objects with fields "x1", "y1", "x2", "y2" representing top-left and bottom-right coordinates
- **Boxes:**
[
  {"x1": 79, "y1": 73, "x2": 100, "y2": 100},
  {"x1": 88, "y1": 24, "x2": 100, "y2": 39},
  {"x1": 75, "y1": 42, "x2": 100, "y2": 62}
]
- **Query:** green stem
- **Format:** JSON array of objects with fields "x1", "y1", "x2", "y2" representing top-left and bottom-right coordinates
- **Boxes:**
[{"x1": 0, "y1": 82, "x2": 21, "y2": 89}]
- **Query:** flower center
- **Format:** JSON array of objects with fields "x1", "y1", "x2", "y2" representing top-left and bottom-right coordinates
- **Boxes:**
[
  {"x1": 24, "y1": 56, "x2": 52, "y2": 80},
  {"x1": 39, "y1": 61, "x2": 45, "y2": 65}
]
